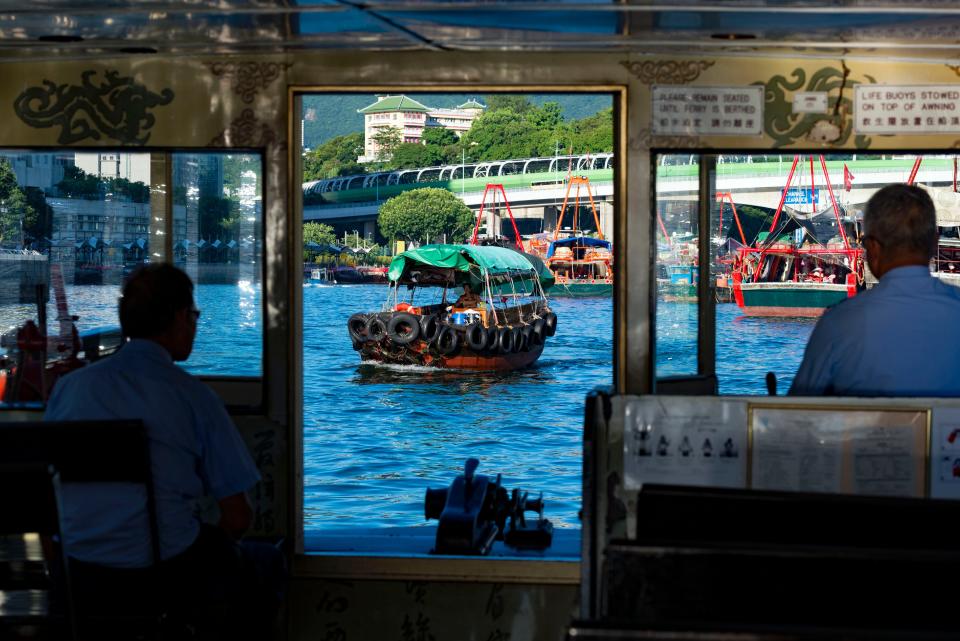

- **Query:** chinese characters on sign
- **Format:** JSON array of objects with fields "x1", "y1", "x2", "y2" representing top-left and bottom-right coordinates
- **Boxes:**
[
  {"x1": 855, "y1": 85, "x2": 960, "y2": 134},
  {"x1": 652, "y1": 86, "x2": 764, "y2": 136}
]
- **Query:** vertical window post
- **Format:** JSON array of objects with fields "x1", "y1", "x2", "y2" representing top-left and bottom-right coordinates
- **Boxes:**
[{"x1": 697, "y1": 155, "x2": 717, "y2": 380}]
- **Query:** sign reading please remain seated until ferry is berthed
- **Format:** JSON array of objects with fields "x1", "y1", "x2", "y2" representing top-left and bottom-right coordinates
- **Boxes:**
[
  {"x1": 652, "y1": 85, "x2": 763, "y2": 137},
  {"x1": 855, "y1": 85, "x2": 960, "y2": 134}
]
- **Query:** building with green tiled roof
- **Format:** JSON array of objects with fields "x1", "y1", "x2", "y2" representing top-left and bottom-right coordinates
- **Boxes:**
[
  {"x1": 456, "y1": 99, "x2": 486, "y2": 110},
  {"x1": 358, "y1": 95, "x2": 431, "y2": 115},
  {"x1": 358, "y1": 95, "x2": 485, "y2": 163}
]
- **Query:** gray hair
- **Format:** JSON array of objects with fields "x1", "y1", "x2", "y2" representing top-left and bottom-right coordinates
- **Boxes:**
[{"x1": 863, "y1": 184, "x2": 937, "y2": 259}]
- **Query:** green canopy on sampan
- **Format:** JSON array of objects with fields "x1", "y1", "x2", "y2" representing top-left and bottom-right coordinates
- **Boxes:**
[{"x1": 387, "y1": 244, "x2": 554, "y2": 289}]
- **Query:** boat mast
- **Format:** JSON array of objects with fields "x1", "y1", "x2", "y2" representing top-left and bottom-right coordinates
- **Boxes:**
[{"x1": 818, "y1": 155, "x2": 849, "y2": 250}]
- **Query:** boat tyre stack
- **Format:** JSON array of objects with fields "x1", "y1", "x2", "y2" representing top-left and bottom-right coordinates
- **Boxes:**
[
  {"x1": 436, "y1": 325, "x2": 461, "y2": 355},
  {"x1": 496, "y1": 327, "x2": 513, "y2": 354},
  {"x1": 365, "y1": 314, "x2": 388, "y2": 342},
  {"x1": 420, "y1": 314, "x2": 441, "y2": 343},
  {"x1": 387, "y1": 312, "x2": 420, "y2": 346},
  {"x1": 348, "y1": 313, "x2": 368, "y2": 349},
  {"x1": 510, "y1": 327, "x2": 524, "y2": 353},
  {"x1": 465, "y1": 323, "x2": 487, "y2": 352},
  {"x1": 544, "y1": 312, "x2": 558, "y2": 337}
]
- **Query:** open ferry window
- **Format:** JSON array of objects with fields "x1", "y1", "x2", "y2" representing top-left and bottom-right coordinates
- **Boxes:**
[
  {"x1": 299, "y1": 90, "x2": 617, "y2": 556},
  {"x1": 0, "y1": 150, "x2": 264, "y2": 407},
  {"x1": 656, "y1": 152, "x2": 951, "y2": 395}
]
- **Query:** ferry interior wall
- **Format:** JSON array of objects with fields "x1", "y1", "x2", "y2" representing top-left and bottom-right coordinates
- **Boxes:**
[{"x1": 3, "y1": 2, "x2": 960, "y2": 640}]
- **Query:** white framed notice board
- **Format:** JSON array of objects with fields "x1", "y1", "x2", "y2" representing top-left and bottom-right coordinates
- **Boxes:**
[{"x1": 749, "y1": 405, "x2": 929, "y2": 498}]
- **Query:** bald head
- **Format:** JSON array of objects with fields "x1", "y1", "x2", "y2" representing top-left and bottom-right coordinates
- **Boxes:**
[{"x1": 863, "y1": 184, "x2": 937, "y2": 279}]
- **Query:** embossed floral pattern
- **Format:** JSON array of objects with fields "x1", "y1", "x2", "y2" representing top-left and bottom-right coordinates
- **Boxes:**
[
  {"x1": 620, "y1": 60, "x2": 715, "y2": 85},
  {"x1": 210, "y1": 109, "x2": 279, "y2": 148},
  {"x1": 204, "y1": 61, "x2": 291, "y2": 104}
]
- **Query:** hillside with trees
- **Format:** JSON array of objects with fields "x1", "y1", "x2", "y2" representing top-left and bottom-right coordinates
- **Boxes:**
[
  {"x1": 303, "y1": 97, "x2": 613, "y2": 182},
  {"x1": 301, "y1": 93, "x2": 611, "y2": 152}
]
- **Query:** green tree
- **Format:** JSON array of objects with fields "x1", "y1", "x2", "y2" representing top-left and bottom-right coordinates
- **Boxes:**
[
  {"x1": 303, "y1": 221, "x2": 336, "y2": 246},
  {"x1": 371, "y1": 126, "x2": 402, "y2": 161},
  {"x1": 527, "y1": 101, "x2": 563, "y2": 129},
  {"x1": 388, "y1": 142, "x2": 441, "y2": 170},
  {"x1": 422, "y1": 127, "x2": 458, "y2": 148},
  {"x1": 462, "y1": 109, "x2": 543, "y2": 160},
  {"x1": 378, "y1": 188, "x2": 474, "y2": 245},
  {"x1": 57, "y1": 165, "x2": 102, "y2": 200},
  {"x1": 568, "y1": 107, "x2": 614, "y2": 154},
  {"x1": 108, "y1": 177, "x2": 150, "y2": 203},
  {"x1": 0, "y1": 159, "x2": 34, "y2": 247},
  {"x1": 485, "y1": 95, "x2": 532, "y2": 114},
  {"x1": 303, "y1": 132, "x2": 365, "y2": 181},
  {"x1": 23, "y1": 187, "x2": 52, "y2": 247},
  {"x1": 223, "y1": 155, "x2": 262, "y2": 197}
]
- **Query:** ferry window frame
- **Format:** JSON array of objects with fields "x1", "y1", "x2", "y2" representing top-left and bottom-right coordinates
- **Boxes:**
[
  {"x1": 652, "y1": 148, "x2": 951, "y2": 396},
  {"x1": 288, "y1": 85, "x2": 628, "y2": 582},
  {"x1": 0, "y1": 146, "x2": 269, "y2": 414},
  {"x1": 651, "y1": 151, "x2": 717, "y2": 388}
]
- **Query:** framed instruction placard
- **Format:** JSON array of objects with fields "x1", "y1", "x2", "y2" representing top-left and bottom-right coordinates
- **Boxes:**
[
  {"x1": 750, "y1": 405, "x2": 928, "y2": 498},
  {"x1": 624, "y1": 397, "x2": 748, "y2": 491},
  {"x1": 928, "y1": 407, "x2": 960, "y2": 499}
]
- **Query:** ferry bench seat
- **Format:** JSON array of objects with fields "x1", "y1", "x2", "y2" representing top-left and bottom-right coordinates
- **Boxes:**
[
  {"x1": 581, "y1": 484, "x2": 960, "y2": 640},
  {"x1": 0, "y1": 419, "x2": 170, "y2": 639}
]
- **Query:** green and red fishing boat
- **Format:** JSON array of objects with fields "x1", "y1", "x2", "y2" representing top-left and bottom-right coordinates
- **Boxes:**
[{"x1": 731, "y1": 155, "x2": 865, "y2": 317}]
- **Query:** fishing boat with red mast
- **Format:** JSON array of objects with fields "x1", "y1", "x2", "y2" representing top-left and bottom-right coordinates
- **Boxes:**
[{"x1": 731, "y1": 155, "x2": 865, "y2": 317}]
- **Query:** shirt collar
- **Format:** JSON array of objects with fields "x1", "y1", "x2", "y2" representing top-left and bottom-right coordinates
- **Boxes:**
[
  {"x1": 879, "y1": 265, "x2": 931, "y2": 281},
  {"x1": 120, "y1": 338, "x2": 174, "y2": 364}
]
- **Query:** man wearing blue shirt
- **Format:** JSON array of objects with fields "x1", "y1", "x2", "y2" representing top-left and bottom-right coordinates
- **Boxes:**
[
  {"x1": 45, "y1": 264, "x2": 281, "y2": 637},
  {"x1": 790, "y1": 183, "x2": 960, "y2": 396}
]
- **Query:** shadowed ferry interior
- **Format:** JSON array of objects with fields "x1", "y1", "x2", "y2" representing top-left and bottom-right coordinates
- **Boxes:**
[{"x1": 3, "y1": 1, "x2": 960, "y2": 640}]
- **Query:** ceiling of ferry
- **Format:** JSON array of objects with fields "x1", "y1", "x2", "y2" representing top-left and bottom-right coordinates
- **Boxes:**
[{"x1": 0, "y1": 1, "x2": 959, "y2": 62}]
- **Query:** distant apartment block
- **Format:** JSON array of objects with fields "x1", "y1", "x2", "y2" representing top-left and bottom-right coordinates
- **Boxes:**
[
  {"x1": 0, "y1": 152, "x2": 73, "y2": 191},
  {"x1": 74, "y1": 152, "x2": 151, "y2": 184},
  {"x1": 357, "y1": 95, "x2": 485, "y2": 162}
]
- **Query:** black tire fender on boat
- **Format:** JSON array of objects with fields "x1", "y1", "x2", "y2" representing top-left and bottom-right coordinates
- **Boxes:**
[
  {"x1": 465, "y1": 323, "x2": 487, "y2": 351},
  {"x1": 531, "y1": 318, "x2": 547, "y2": 345},
  {"x1": 521, "y1": 325, "x2": 537, "y2": 349},
  {"x1": 544, "y1": 312, "x2": 558, "y2": 337},
  {"x1": 365, "y1": 315, "x2": 387, "y2": 342},
  {"x1": 348, "y1": 313, "x2": 368, "y2": 342},
  {"x1": 436, "y1": 325, "x2": 461, "y2": 355},
  {"x1": 510, "y1": 326, "x2": 525, "y2": 353},
  {"x1": 387, "y1": 312, "x2": 421, "y2": 345},
  {"x1": 496, "y1": 326, "x2": 513, "y2": 354},
  {"x1": 420, "y1": 314, "x2": 441, "y2": 343},
  {"x1": 485, "y1": 326, "x2": 499, "y2": 353}
]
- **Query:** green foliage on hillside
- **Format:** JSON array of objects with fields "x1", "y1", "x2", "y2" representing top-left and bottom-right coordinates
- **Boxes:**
[
  {"x1": 301, "y1": 93, "x2": 612, "y2": 150},
  {"x1": 303, "y1": 96, "x2": 614, "y2": 181},
  {"x1": 303, "y1": 132, "x2": 367, "y2": 182},
  {"x1": 378, "y1": 187, "x2": 474, "y2": 244}
]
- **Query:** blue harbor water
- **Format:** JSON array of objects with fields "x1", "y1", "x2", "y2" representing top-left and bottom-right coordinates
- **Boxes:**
[{"x1": 15, "y1": 282, "x2": 816, "y2": 531}]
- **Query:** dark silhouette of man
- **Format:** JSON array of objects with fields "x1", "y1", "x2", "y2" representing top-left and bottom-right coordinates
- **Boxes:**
[
  {"x1": 790, "y1": 184, "x2": 960, "y2": 396},
  {"x1": 45, "y1": 263, "x2": 283, "y2": 638}
]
